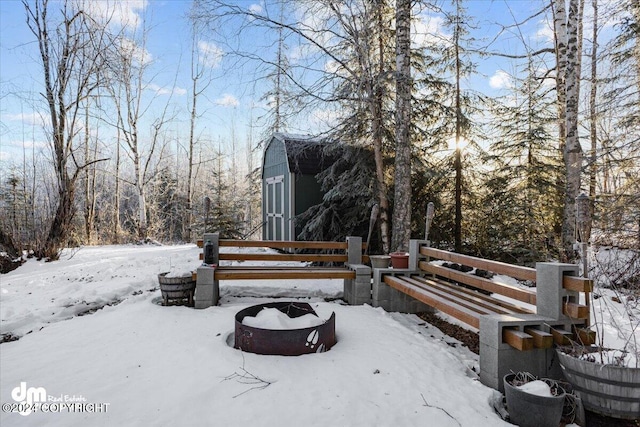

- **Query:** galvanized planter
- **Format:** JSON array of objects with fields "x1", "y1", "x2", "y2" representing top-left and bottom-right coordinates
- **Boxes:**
[
  {"x1": 158, "y1": 272, "x2": 195, "y2": 306},
  {"x1": 370, "y1": 255, "x2": 390, "y2": 269},
  {"x1": 556, "y1": 347, "x2": 640, "y2": 420},
  {"x1": 503, "y1": 373, "x2": 565, "y2": 427}
]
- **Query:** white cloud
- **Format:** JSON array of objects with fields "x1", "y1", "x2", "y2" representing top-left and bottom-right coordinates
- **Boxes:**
[
  {"x1": 215, "y1": 94, "x2": 239, "y2": 107},
  {"x1": 0, "y1": 151, "x2": 9, "y2": 162},
  {"x1": 489, "y1": 70, "x2": 512, "y2": 89},
  {"x1": 118, "y1": 37, "x2": 153, "y2": 66},
  {"x1": 324, "y1": 59, "x2": 340, "y2": 74},
  {"x1": 146, "y1": 84, "x2": 187, "y2": 96},
  {"x1": 4, "y1": 112, "x2": 46, "y2": 127},
  {"x1": 80, "y1": 0, "x2": 147, "y2": 30},
  {"x1": 413, "y1": 14, "x2": 447, "y2": 48},
  {"x1": 536, "y1": 18, "x2": 555, "y2": 43},
  {"x1": 248, "y1": 3, "x2": 263, "y2": 14},
  {"x1": 198, "y1": 41, "x2": 224, "y2": 69}
]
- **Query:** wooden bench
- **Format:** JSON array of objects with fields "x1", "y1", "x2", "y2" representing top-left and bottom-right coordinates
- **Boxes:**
[
  {"x1": 193, "y1": 233, "x2": 372, "y2": 308},
  {"x1": 372, "y1": 239, "x2": 594, "y2": 391}
]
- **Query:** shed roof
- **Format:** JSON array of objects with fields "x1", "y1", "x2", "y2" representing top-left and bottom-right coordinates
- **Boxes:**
[{"x1": 270, "y1": 133, "x2": 335, "y2": 175}]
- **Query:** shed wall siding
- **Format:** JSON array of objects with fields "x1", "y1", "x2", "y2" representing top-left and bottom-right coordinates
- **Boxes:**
[{"x1": 262, "y1": 138, "x2": 292, "y2": 241}]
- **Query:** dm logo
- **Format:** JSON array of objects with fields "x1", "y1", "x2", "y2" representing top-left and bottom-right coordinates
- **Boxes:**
[{"x1": 11, "y1": 382, "x2": 46, "y2": 416}]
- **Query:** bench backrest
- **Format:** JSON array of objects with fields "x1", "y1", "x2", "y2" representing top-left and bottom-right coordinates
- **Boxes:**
[
  {"x1": 198, "y1": 234, "x2": 368, "y2": 266},
  {"x1": 414, "y1": 242, "x2": 593, "y2": 324}
]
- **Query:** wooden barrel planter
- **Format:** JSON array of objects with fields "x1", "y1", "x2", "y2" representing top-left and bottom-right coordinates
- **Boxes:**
[
  {"x1": 556, "y1": 347, "x2": 640, "y2": 420},
  {"x1": 158, "y1": 272, "x2": 196, "y2": 306}
]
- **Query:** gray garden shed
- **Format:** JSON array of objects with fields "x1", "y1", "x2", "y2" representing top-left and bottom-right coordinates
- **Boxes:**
[{"x1": 261, "y1": 133, "x2": 333, "y2": 241}]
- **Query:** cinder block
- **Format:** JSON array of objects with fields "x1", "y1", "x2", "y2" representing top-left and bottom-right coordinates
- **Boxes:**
[
  {"x1": 354, "y1": 278, "x2": 372, "y2": 300},
  {"x1": 346, "y1": 236, "x2": 363, "y2": 265},
  {"x1": 194, "y1": 266, "x2": 218, "y2": 308},
  {"x1": 343, "y1": 278, "x2": 354, "y2": 304},
  {"x1": 480, "y1": 345, "x2": 554, "y2": 393},
  {"x1": 408, "y1": 299, "x2": 434, "y2": 314},
  {"x1": 373, "y1": 298, "x2": 391, "y2": 310},
  {"x1": 536, "y1": 262, "x2": 579, "y2": 320},
  {"x1": 408, "y1": 239, "x2": 428, "y2": 270},
  {"x1": 479, "y1": 314, "x2": 569, "y2": 392},
  {"x1": 343, "y1": 287, "x2": 352, "y2": 304},
  {"x1": 479, "y1": 314, "x2": 550, "y2": 348},
  {"x1": 391, "y1": 290, "x2": 411, "y2": 312},
  {"x1": 350, "y1": 264, "x2": 371, "y2": 276}
]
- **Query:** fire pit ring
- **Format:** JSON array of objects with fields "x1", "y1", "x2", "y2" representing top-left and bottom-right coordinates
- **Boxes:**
[{"x1": 234, "y1": 302, "x2": 336, "y2": 356}]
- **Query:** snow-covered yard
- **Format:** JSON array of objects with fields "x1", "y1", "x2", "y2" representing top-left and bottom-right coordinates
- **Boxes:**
[{"x1": 0, "y1": 243, "x2": 636, "y2": 426}]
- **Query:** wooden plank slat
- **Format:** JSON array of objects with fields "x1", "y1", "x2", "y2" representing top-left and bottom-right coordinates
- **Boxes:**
[
  {"x1": 400, "y1": 276, "x2": 504, "y2": 316},
  {"x1": 550, "y1": 328, "x2": 574, "y2": 345},
  {"x1": 384, "y1": 275, "x2": 481, "y2": 329},
  {"x1": 524, "y1": 327, "x2": 554, "y2": 349},
  {"x1": 575, "y1": 328, "x2": 597, "y2": 345},
  {"x1": 563, "y1": 276, "x2": 594, "y2": 292},
  {"x1": 420, "y1": 247, "x2": 537, "y2": 282},
  {"x1": 219, "y1": 240, "x2": 349, "y2": 249},
  {"x1": 218, "y1": 253, "x2": 348, "y2": 263},
  {"x1": 214, "y1": 267, "x2": 356, "y2": 280},
  {"x1": 407, "y1": 276, "x2": 532, "y2": 315},
  {"x1": 502, "y1": 328, "x2": 534, "y2": 351},
  {"x1": 563, "y1": 302, "x2": 590, "y2": 319},
  {"x1": 419, "y1": 262, "x2": 537, "y2": 305}
]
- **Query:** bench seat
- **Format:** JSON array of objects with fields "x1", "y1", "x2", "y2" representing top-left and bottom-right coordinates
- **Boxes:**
[{"x1": 383, "y1": 274, "x2": 534, "y2": 329}]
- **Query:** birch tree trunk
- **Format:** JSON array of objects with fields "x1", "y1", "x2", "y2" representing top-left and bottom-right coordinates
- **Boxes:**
[
  {"x1": 391, "y1": 0, "x2": 412, "y2": 252},
  {"x1": 589, "y1": 0, "x2": 598, "y2": 208},
  {"x1": 453, "y1": 0, "x2": 463, "y2": 253},
  {"x1": 372, "y1": 0, "x2": 391, "y2": 254},
  {"x1": 563, "y1": 0, "x2": 583, "y2": 259},
  {"x1": 553, "y1": 0, "x2": 583, "y2": 260}
]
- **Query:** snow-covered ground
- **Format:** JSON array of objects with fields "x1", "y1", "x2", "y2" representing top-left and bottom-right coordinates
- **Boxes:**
[{"x1": 0, "y1": 243, "x2": 636, "y2": 426}]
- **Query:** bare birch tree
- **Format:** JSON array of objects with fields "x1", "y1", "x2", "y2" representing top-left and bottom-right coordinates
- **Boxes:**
[
  {"x1": 552, "y1": 0, "x2": 583, "y2": 260},
  {"x1": 183, "y1": 19, "x2": 215, "y2": 242},
  {"x1": 104, "y1": 16, "x2": 175, "y2": 240},
  {"x1": 391, "y1": 0, "x2": 412, "y2": 252},
  {"x1": 23, "y1": 0, "x2": 110, "y2": 258}
]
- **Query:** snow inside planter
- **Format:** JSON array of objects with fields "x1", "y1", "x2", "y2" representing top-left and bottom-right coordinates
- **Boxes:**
[
  {"x1": 158, "y1": 272, "x2": 195, "y2": 306},
  {"x1": 503, "y1": 373, "x2": 565, "y2": 427},
  {"x1": 234, "y1": 302, "x2": 336, "y2": 356}
]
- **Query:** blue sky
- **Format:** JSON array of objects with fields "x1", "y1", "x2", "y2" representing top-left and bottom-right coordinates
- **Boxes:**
[{"x1": 0, "y1": 0, "x2": 567, "y2": 168}]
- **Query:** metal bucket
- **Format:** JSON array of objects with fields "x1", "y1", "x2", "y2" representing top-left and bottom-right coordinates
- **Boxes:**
[
  {"x1": 556, "y1": 348, "x2": 640, "y2": 420},
  {"x1": 503, "y1": 373, "x2": 565, "y2": 427}
]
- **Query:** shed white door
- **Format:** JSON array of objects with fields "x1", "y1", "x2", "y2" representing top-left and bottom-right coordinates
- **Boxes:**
[{"x1": 266, "y1": 175, "x2": 285, "y2": 240}]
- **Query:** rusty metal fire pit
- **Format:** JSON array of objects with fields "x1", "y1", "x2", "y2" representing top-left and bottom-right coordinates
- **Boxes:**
[{"x1": 234, "y1": 302, "x2": 336, "y2": 356}]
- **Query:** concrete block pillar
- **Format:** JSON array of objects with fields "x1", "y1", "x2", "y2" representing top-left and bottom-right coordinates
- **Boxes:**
[
  {"x1": 194, "y1": 265, "x2": 218, "y2": 309},
  {"x1": 344, "y1": 263, "x2": 371, "y2": 305},
  {"x1": 346, "y1": 236, "x2": 363, "y2": 265},
  {"x1": 535, "y1": 262, "x2": 579, "y2": 321},
  {"x1": 408, "y1": 239, "x2": 428, "y2": 270},
  {"x1": 371, "y1": 268, "x2": 432, "y2": 314},
  {"x1": 479, "y1": 314, "x2": 561, "y2": 392}
]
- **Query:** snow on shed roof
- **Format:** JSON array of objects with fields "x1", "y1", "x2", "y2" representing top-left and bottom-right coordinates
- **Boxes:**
[{"x1": 271, "y1": 132, "x2": 336, "y2": 175}]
